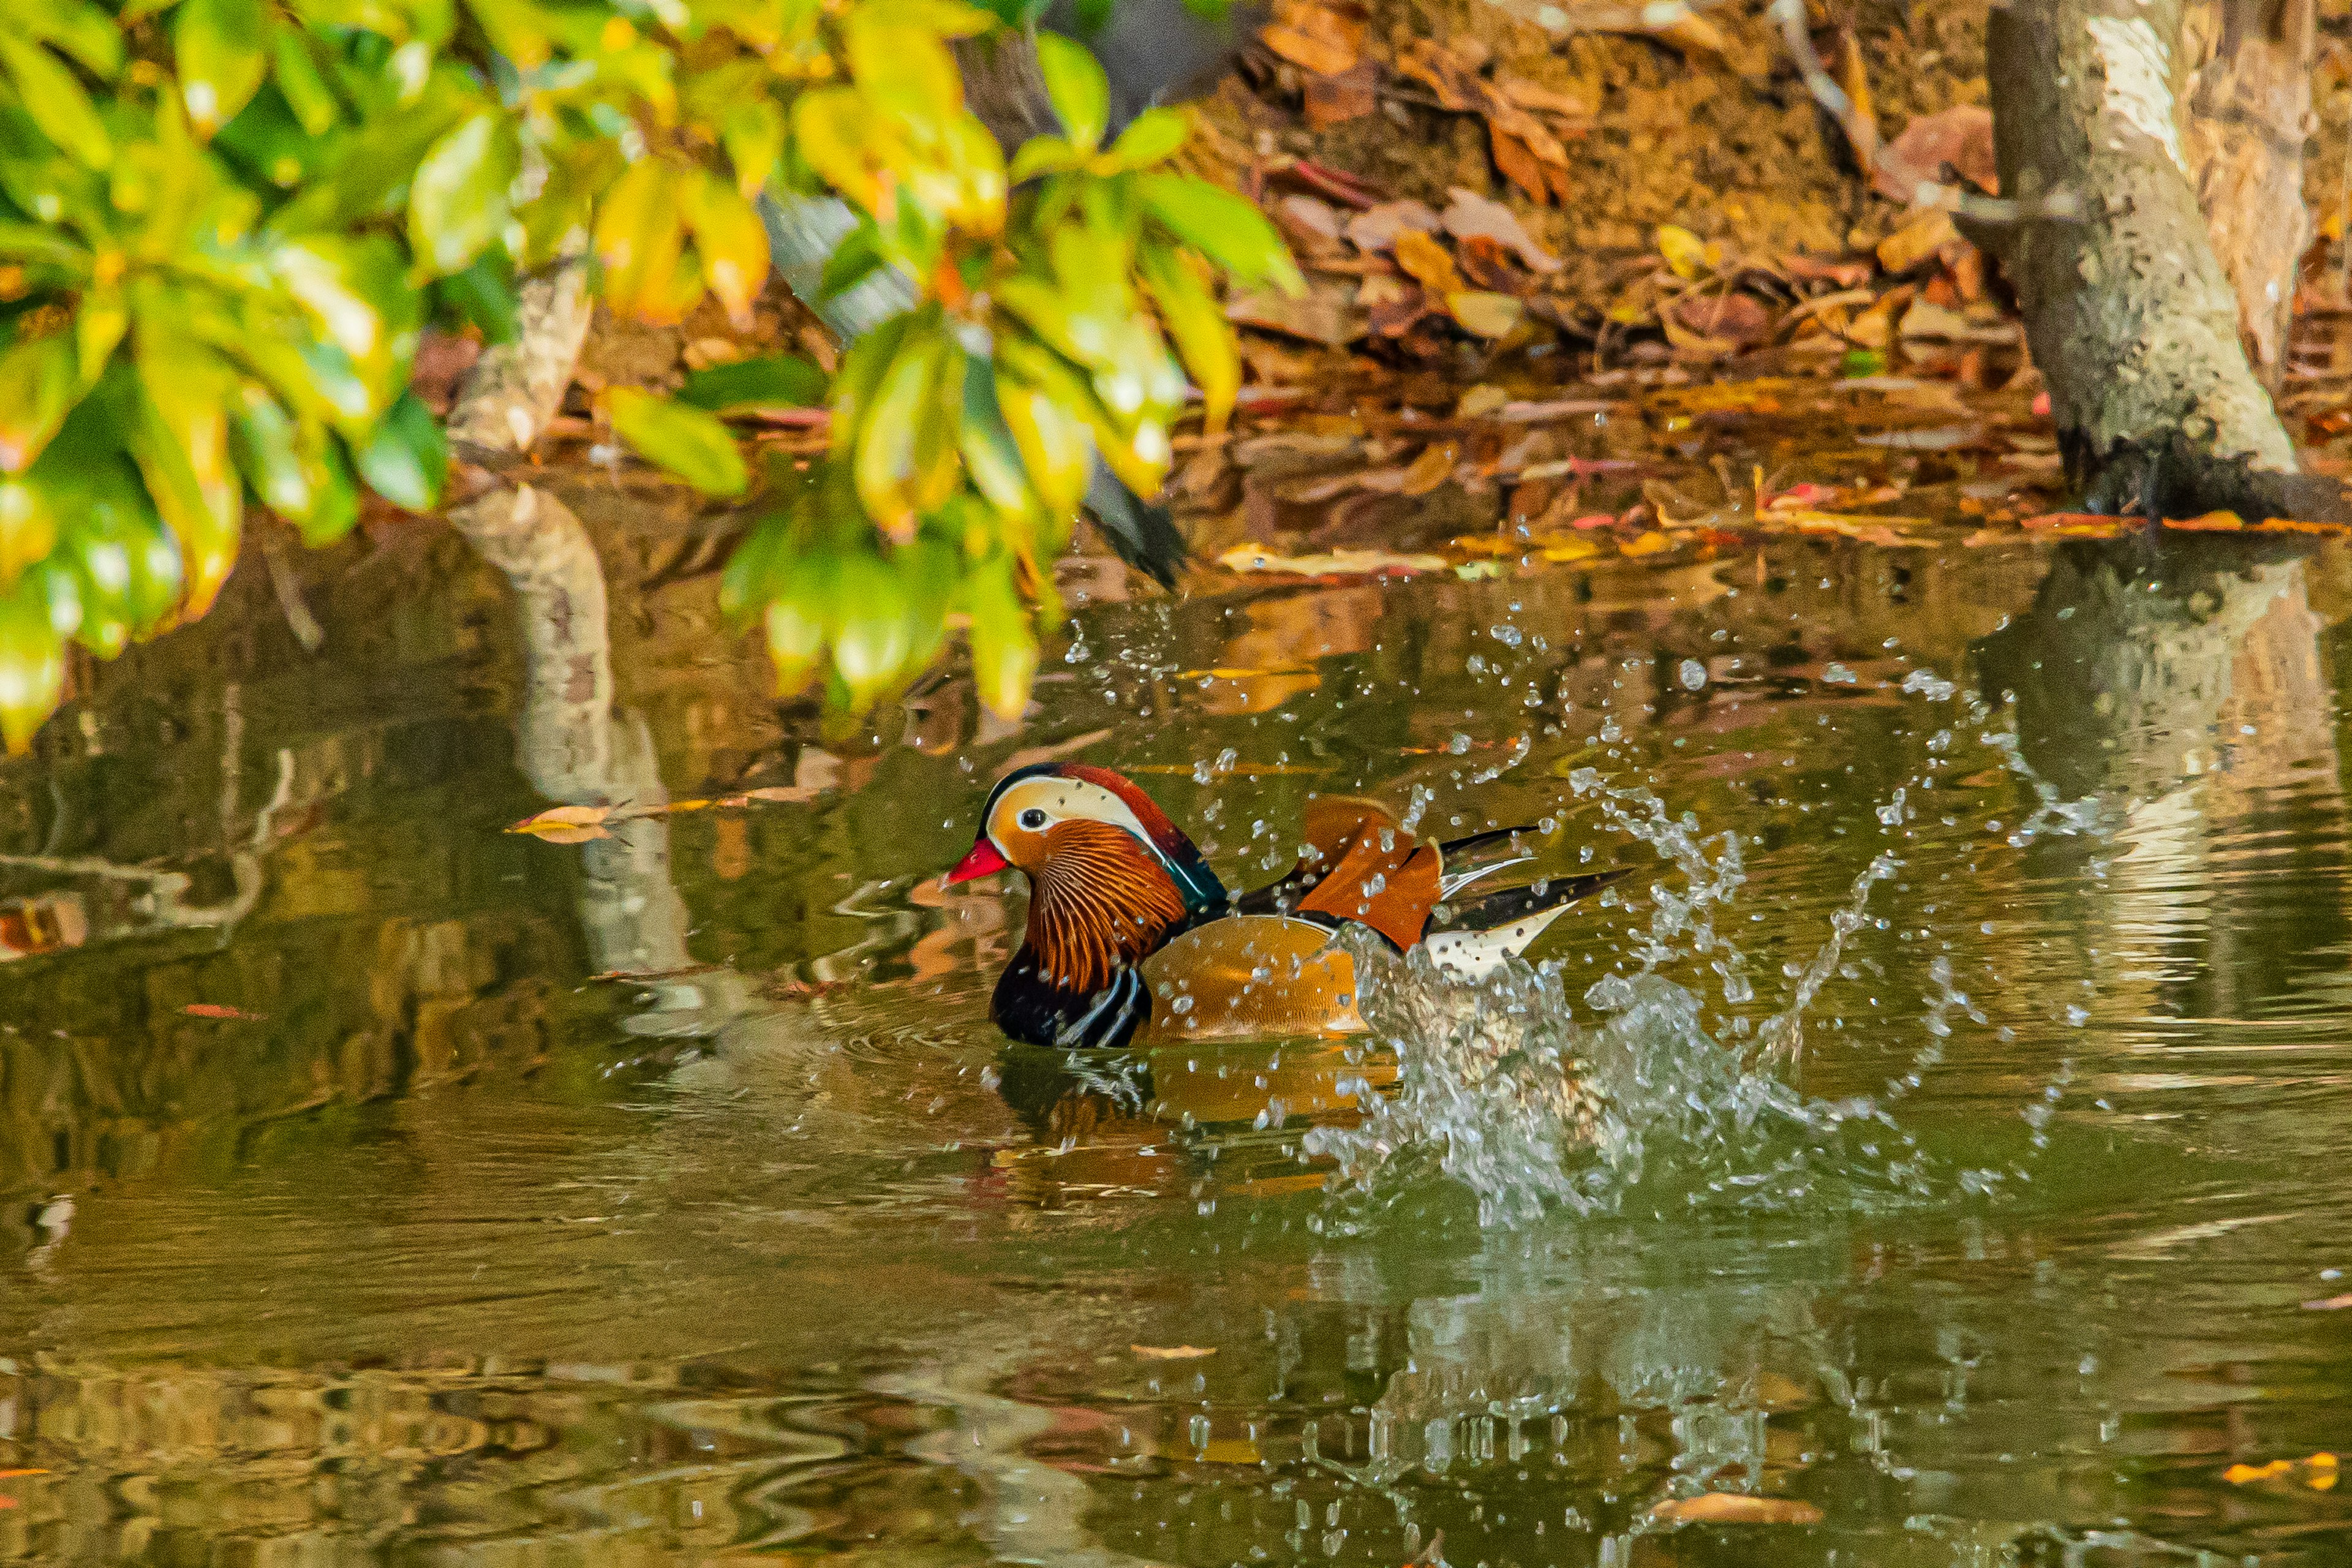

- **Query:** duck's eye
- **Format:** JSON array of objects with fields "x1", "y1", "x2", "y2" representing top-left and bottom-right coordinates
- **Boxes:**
[{"x1": 1019, "y1": 808, "x2": 1048, "y2": 830}]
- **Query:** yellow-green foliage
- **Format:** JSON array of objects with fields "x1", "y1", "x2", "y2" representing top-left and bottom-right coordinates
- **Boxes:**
[{"x1": 0, "y1": 0, "x2": 1300, "y2": 753}]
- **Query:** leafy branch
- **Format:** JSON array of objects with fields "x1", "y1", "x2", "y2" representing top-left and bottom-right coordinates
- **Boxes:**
[{"x1": 0, "y1": 0, "x2": 1300, "y2": 752}]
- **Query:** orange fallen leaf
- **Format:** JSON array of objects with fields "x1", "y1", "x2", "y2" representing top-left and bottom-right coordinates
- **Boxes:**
[
  {"x1": 1261, "y1": 23, "x2": 1357, "y2": 75},
  {"x1": 183, "y1": 1003, "x2": 268, "y2": 1022},
  {"x1": 720, "y1": 785, "x2": 824, "y2": 805},
  {"x1": 1132, "y1": 1344, "x2": 1218, "y2": 1359},
  {"x1": 1619, "y1": 530, "x2": 1674, "y2": 556},
  {"x1": 508, "y1": 804, "x2": 614, "y2": 842},
  {"x1": 1217, "y1": 545, "x2": 1451, "y2": 577},
  {"x1": 2020, "y1": 512, "x2": 2127, "y2": 538},
  {"x1": 1650, "y1": 1493, "x2": 1823, "y2": 1525},
  {"x1": 1392, "y1": 229, "x2": 1463, "y2": 293},
  {"x1": 1768, "y1": 509, "x2": 1935, "y2": 546}
]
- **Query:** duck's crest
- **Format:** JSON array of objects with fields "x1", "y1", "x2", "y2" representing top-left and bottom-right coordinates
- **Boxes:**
[{"x1": 989, "y1": 761, "x2": 1227, "y2": 914}]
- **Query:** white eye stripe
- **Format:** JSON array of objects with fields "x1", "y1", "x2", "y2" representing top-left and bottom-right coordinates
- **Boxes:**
[{"x1": 989, "y1": 777, "x2": 1166, "y2": 862}]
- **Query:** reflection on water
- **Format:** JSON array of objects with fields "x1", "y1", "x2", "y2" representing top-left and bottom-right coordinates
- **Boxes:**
[{"x1": 2, "y1": 467, "x2": 2351, "y2": 1563}]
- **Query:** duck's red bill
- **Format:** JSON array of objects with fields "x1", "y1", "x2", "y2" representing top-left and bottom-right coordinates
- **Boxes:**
[{"x1": 944, "y1": 839, "x2": 1009, "y2": 885}]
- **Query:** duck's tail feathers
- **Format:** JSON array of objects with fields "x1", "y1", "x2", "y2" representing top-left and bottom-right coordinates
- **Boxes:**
[
  {"x1": 1422, "y1": 869, "x2": 1631, "y2": 982},
  {"x1": 1436, "y1": 824, "x2": 1543, "y2": 899}
]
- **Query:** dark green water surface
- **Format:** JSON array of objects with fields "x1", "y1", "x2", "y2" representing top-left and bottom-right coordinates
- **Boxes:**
[{"x1": 2, "y1": 439, "x2": 2350, "y2": 1565}]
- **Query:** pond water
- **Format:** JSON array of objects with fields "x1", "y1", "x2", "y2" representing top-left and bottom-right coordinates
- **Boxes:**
[{"x1": 2, "y1": 380, "x2": 2351, "y2": 1566}]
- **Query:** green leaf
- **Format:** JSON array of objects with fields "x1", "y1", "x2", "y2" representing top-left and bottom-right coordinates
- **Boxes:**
[
  {"x1": 0, "y1": 220, "x2": 89, "y2": 271},
  {"x1": 271, "y1": 26, "x2": 340, "y2": 135},
  {"x1": 0, "y1": 478, "x2": 57, "y2": 585},
  {"x1": 957, "y1": 355, "x2": 1031, "y2": 518},
  {"x1": 435, "y1": 252, "x2": 521, "y2": 344},
  {"x1": 990, "y1": 354, "x2": 1091, "y2": 518},
  {"x1": 1034, "y1": 31, "x2": 1109, "y2": 152},
  {"x1": 829, "y1": 549, "x2": 911, "y2": 712},
  {"x1": 844, "y1": 17, "x2": 960, "y2": 122},
  {"x1": 24, "y1": 1, "x2": 126, "y2": 80},
  {"x1": 679, "y1": 169, "x2": 769, "y2": 326},
  {"x1": 0, "y1": 336, "x2": 77, "y2": 473},
  {"x1": 960, "y1": 552, "x2": 1035, "y2": 720},
  {"x1": 1139, "y1": 243, "x2": 1237, "y2": 432},
  {"x1": 75, "y1": 281, "x2": 127, "y2": 390},
  {"x1": 592, "y1": 157, "x2": 688, "y2": 321},
  {"x1": 177, "y1": 0, "x2": 273, "y2": 138},
  {"x1": 605, "y1": 388, "x2": 748, "y2": 496},
  {"x1": 1007, "y1": 134, "x2": 1085, "y2": 184},
  {"x1": 721, "y1": 98, "x2": 785, "y2": 198},
  {"x1": 0, "y1": 33, "x2": 113, "y2": 167},
  {"x1": 679, "y1": 354, "x2": 827, "y2": 412},
  {"x1": 408, "y1": 111, "x2": 518, "y2": 276},
  {"x1": 129, "y1": 329, "x2": 244, "y2": 613},
  {"x1": 353, "y1": 388, "x2": 445, "y2": 510},
  {"x1": 0, "y1": 575, "x2": 66, "y2": 752},
  {"x1": 1105, "y1": 107, "x2": 1188, "y2": 170},
  {"x1": 229, "y1": 382, "x2": 312, "y2": 518},
  {"x1": 761, "y1": 557, "x2": 834, "y2": 694},
  {"x1": 269, "y1": 233, "x2": 420, "y2": 410},
  {"x1": 1137, "y1": 173, "x2": 1303, "y2": 294},
  {"x1": 816, "y1": 221, "x2": 889, "y2": 303},
  {"x1": 851, "y1": 329, "x2": 949, "y2": 538}
]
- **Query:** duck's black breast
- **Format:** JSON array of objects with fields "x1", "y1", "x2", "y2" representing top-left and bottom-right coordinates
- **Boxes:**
[{"x1": 992, "y1": 947, "x2": 1155, "y2": 1052}]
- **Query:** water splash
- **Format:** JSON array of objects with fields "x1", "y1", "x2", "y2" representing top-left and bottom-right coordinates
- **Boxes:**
[
  {"x1": 1305, "y1": 795, "x2": 1936, "y2": 1229},
  {"x1": 1306, "y1": 666, "x2": 2097, "y2": 1229}
]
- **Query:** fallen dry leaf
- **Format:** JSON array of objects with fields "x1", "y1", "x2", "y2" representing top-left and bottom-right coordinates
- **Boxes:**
[
  {"x1": 1650, "y1": 1494, "x2": 1824, "y2": 1526},
  {"x1": 1619, "y1": 529, "x2": 1674, "y2": 556},
  {"x1": 1875, "y1": 104, "x2": 1997, "y2": 202},
  {"x1": 1394, "y1": 37, "x2": 1481, "y2": 110},
  {"x1": 1496, "y1": 77, "x2": 1588, "y2": 119},
  {"x1": 1447, "y1": 290, "x2": 1525, "y2": 338},
  {"x1": 1393, "y1": 228, "x2": 1464, "y2": 293},
  {"x1": 1305, "y1": 61, "x2": 1378, "y2": 126},
  {"x1": 1131, "y1": 1344, "x2": 1219, "y2": 1359},
  {"x1": 1489, "y1": 123, "x2": 1551, "y2": 204},
  {"x1": 2021, "y1": 512, "x2": 2127, "y2": 538},
  {"x1": 1898, "y1": 300, "x2": 2016, "y2": 344},
  {"x1": 1442, "y1": 189, "x2": 1562, "y2": 273},
  {"x1": 1346, "y1": 200, "x2": 1442, "y2": 253},
  {"x1": 508, "y1": 804, "x2": 614, "y2": 842},
  {"x1": 1654, "y1": 224, "x2": 1717, "y2": 281},
  {"x1": 1261, "y1": 22, "x2": 1357, "y2": 75},
  {"x1": 1277, "y1": 194, "x2": 1347, "y2": 255},
  {"x1": 1218, "y1": 545, "x2": 1452, "y2": 576},
  {"x1": 1226, "y1": 283, "x2": 1362, "y2": 347},
  {"x1": 1879, "y1": 209, "x2": 1961, "y2": 274},
  {"x1": 1768, "y1": 509, "x2": 1935, "y2": 546}
]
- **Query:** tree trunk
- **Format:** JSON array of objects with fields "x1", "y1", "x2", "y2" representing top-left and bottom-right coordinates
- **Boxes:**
[
  {"x1": 2183, "y1": 0, "x2": 2318, "y2": 390},
  {"x1": 1974, "y1": 0, "x2": 2343, "y2": 521}
]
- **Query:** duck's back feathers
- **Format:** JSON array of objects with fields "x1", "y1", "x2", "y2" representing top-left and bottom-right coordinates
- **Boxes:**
[{"x1": 1135, "y1": 914, "x2": 1364, "y2": 1044}]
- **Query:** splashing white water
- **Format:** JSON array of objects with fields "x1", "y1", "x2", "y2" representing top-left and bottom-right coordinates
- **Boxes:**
[{"x1": 1306, "y1": 667, "x2": 2095, "y2": 1229}]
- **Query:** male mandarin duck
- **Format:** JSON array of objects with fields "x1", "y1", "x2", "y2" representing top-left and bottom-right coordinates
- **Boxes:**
[{"x1": 944, "y1": 763, "x2": 1627, "y2": 1051}]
